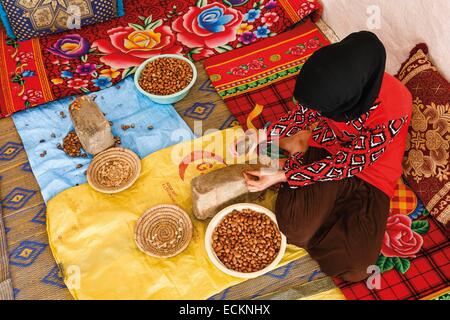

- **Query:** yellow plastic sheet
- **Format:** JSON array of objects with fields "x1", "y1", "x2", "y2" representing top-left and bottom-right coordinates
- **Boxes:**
[{"x1": 47, "y1": 128, "x2": 307, "y2": 300}]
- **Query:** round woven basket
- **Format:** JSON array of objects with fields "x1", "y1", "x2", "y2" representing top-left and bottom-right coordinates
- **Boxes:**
[
  {"x1": 87, "y1": 147, "x2": 141, "y2": 194},
  {"x1": 135, "y1": 205, "x2": 193, "y2": 258}
]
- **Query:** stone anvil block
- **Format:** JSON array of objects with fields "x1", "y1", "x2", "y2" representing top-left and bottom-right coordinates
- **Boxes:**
[{"x1": 69, "y1": 96, "x2": 114, "y2": 155}]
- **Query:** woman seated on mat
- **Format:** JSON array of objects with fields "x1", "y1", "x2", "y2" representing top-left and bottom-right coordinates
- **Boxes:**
[{"x1": 237, "y1": 31, "x2": 412, "y2": 282}]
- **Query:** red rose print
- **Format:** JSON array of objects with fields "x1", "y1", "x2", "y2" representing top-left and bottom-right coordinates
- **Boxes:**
[
  {"x1": 15, "y1": 52, "x2": 34, "y2": 63},
  {"x1": 92, "y1": 25, "x2": 182, "y2": 69},
  {"x1": 230, "y1": 66, "x2": 248, "y2": 76},
  {"x1": 22, "y1": 89, "x2": 43, "y2": 104},
  {"x1": 298, "y1": 1, "x2": 317, "y2": 18},
  {"x1": 247, "y1": 59, "x2": 264, "y2": 70},
  {"x1": 306, "y1": 38, "x2": 320, "y2": 49},
  {"x1": 261, "y1": 12, "x2": 279, "y2": 27},
  {"x1": 172, "y1": 3, "x2": 243, "y2": 49},
  {"x1": 289, "y1": 46, "x2": 307, "y2": 56},
  {"x1": 67, "y1": 78, "x2": 89, "y2": 90},
  {"x1": 381, "y1": 214, "x2": 424, "y2": 258}
]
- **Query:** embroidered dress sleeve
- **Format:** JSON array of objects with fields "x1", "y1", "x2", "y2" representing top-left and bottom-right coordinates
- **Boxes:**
[
  {"x1": 283, "y1": 116, "x2": 409, "y2": 187},
  {"x1": 265, "y1": 104, "x2": 320, "y2": 142}
]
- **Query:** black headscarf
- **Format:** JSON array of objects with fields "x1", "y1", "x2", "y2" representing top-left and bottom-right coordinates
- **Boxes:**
[{"x1": 294, "y1": 31, "x2": 386, "y2": 122}]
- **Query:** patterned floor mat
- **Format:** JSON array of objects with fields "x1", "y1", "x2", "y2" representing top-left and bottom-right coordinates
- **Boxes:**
[
  {"x1": 0, "y1": 185, "x2": 13, "y2": 299},
  {"x1": 0, "y1": 117, "x2": 71, "y2": 300},
  {"x1": 209, "y1": 254, "x2": 333, "y2": 300},
  {"x1": 174, "y1": 61, "x2": 238, "y2": 134}
]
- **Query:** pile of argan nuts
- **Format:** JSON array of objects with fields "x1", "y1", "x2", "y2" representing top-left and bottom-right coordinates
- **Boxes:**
[
  {"x1": 62, "y1": 131, "x2": 82, "y2": 157},
  {"x1": 212, "y1": 209, "x2": 282, "y2": 273},
  {"x1": 138, "y1": 57, "x2": 193, "y2": 96}
]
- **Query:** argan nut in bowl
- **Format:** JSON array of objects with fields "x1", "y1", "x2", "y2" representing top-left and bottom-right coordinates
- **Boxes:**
[
  {"x1": 205, "y1": 203, "x2": 287, "y2": 279},
  {"x1": 87, "y1": 147, "x2": 141, "y2": 194},
  {"x1": 135, "y1": 205, "x2": 193, "y2": 258},
  {"x1": 134, "y1": 54, "x2": 197, "y2": 105}
]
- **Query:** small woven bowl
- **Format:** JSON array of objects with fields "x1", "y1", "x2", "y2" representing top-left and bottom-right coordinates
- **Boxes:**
[
  {"x1": 87, "y1": 147, "x2": 141, "y2": 194},
  {"x1": 135, "y1": 205, "x2": 193, "y2": 258}
]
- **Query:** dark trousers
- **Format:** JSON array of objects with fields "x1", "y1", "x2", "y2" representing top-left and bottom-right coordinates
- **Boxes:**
[{"x1": 275, "y1": 148, "x2": 390, "y2": 282}]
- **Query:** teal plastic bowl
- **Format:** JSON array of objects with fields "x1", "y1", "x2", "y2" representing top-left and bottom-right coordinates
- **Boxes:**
[{"x1": 134, "y1": 54, "x2": 197, "y2": 105}]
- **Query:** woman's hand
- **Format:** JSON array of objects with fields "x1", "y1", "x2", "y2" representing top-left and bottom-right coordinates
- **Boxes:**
[
  {"x1": 244, "y1": 169, "x2": 287, "y2": 193},
  {"x1": 278, "y1": 129, "x2": 313, "y2": 155},
  {"x1": 230, "y1": 130, "x2": 267, "y2": 157}
]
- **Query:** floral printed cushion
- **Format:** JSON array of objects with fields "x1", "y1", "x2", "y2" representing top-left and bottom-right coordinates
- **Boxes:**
[
  {"x1": 0, "y1": 0, "x2": 124, "y2": 41},
  {"x1": 397, "y1": 44, "x2": 450, "y2": 228}
]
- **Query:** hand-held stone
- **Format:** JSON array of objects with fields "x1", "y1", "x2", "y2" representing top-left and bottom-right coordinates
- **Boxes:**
[{"x1": 191, "y1": 164, "x2": 266, "y2": 220}]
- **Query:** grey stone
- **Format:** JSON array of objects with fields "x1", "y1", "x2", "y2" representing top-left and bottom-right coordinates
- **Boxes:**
[
  {"x1": 191, "y1": 164, "x2": 266, "y2": 220},
  {"x1": 69, "y1": 96, "x2": 114, "y2": 155}
]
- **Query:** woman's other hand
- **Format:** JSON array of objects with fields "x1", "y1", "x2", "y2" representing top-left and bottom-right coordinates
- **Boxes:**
[
  {"x1": 244, "y1": 169, "x2": 287, "y2": 192},
  {"x1": 229, "y1": 130, "x2": 267, "y2": 157},
  {"x1": 278, "y1": 129, "x2": 314, "y2": 155}
]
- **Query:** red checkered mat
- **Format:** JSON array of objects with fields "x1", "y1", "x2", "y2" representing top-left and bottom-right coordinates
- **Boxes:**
[
  {"x1": 336, "y1": 218, "x2": 449, "y2": 300},
  {"x1": 227, "y1": 78, "x2": 298, "y2": 130},
  {"x1": 335, "y1": 179, "x2": 449, "y2": 300}
]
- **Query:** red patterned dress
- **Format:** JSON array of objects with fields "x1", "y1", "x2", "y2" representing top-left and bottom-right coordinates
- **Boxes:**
[
  {"x1": 270, "y1": 73, "x2": 413, "y2": 281},
  {"x1": 267, "y1": 73, "x2": 412, "y2": 198}
]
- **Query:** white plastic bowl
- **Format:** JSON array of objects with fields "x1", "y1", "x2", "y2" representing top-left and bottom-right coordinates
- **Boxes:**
[
  {"x1": 205, "y1": 203, "x2": 287, "y2": 279},
  {"x1": 134, "y1": 54, "x2": 197, "y2": 104}
]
